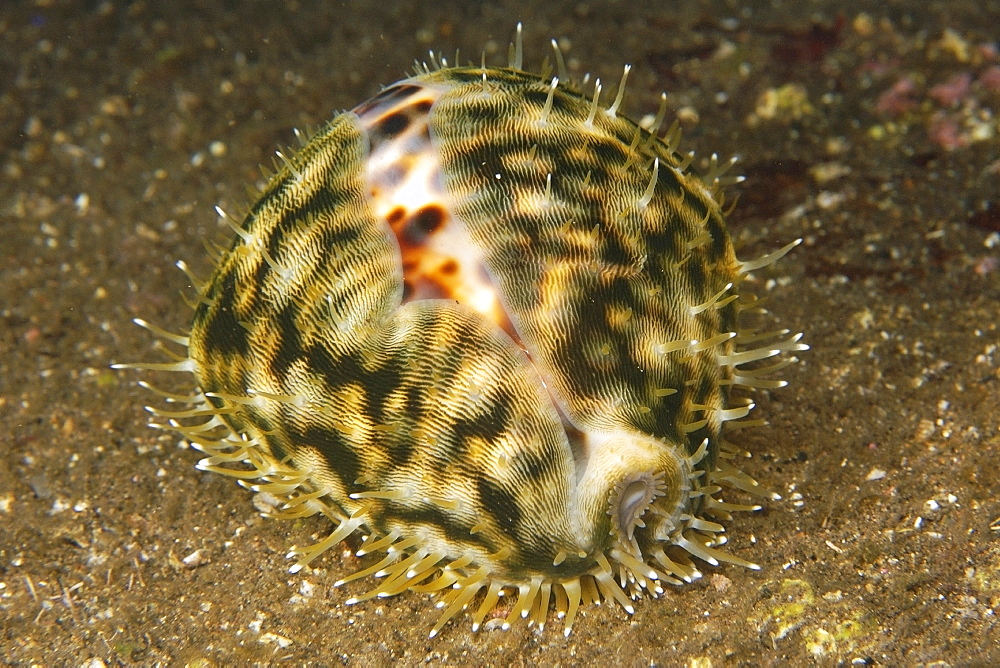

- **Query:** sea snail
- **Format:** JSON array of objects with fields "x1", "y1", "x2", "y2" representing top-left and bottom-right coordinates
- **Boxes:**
[{"x1": 117, "y1": 25, "x2": 806, "y2": 637}]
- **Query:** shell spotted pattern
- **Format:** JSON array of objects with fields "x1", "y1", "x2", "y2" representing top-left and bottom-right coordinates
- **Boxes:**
[{"x1": 121, "y1": 32, "x2": 806, "y2": 637}]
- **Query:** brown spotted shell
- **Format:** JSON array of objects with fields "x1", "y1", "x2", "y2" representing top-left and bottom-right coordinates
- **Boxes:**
[{"x1": 120, "y1": 30, "x2": 805, "y2": 637}]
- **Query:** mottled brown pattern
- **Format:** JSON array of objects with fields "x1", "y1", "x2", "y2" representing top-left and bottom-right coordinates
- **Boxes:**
[{"x1": 132, "y1": 55, "x2": 803, "y2": 637}]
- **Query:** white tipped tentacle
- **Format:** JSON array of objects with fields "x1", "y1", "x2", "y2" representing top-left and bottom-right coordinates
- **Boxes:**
[{"x1": 606, "y1": 64, "x2": 631, "y2": 118}]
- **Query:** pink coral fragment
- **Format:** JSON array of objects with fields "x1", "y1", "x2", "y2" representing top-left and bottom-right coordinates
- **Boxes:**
[
  {"x1": 979, "y1": 65, "x2": 1000, "y2": 92},
  {"x1": 875, "y1": 76, "x2": 918, "y2": 116},
  {"x1": 928, "y1": 73, "x2": 972, "y2": 106},
  {"x1": 928, "y1": 112, "x2": 966, "y2": 150}
]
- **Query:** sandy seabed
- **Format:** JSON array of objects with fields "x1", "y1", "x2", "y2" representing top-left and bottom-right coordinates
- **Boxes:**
[{"x1": 2, "y1": 1, "x2": 999, "y2": 665}]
